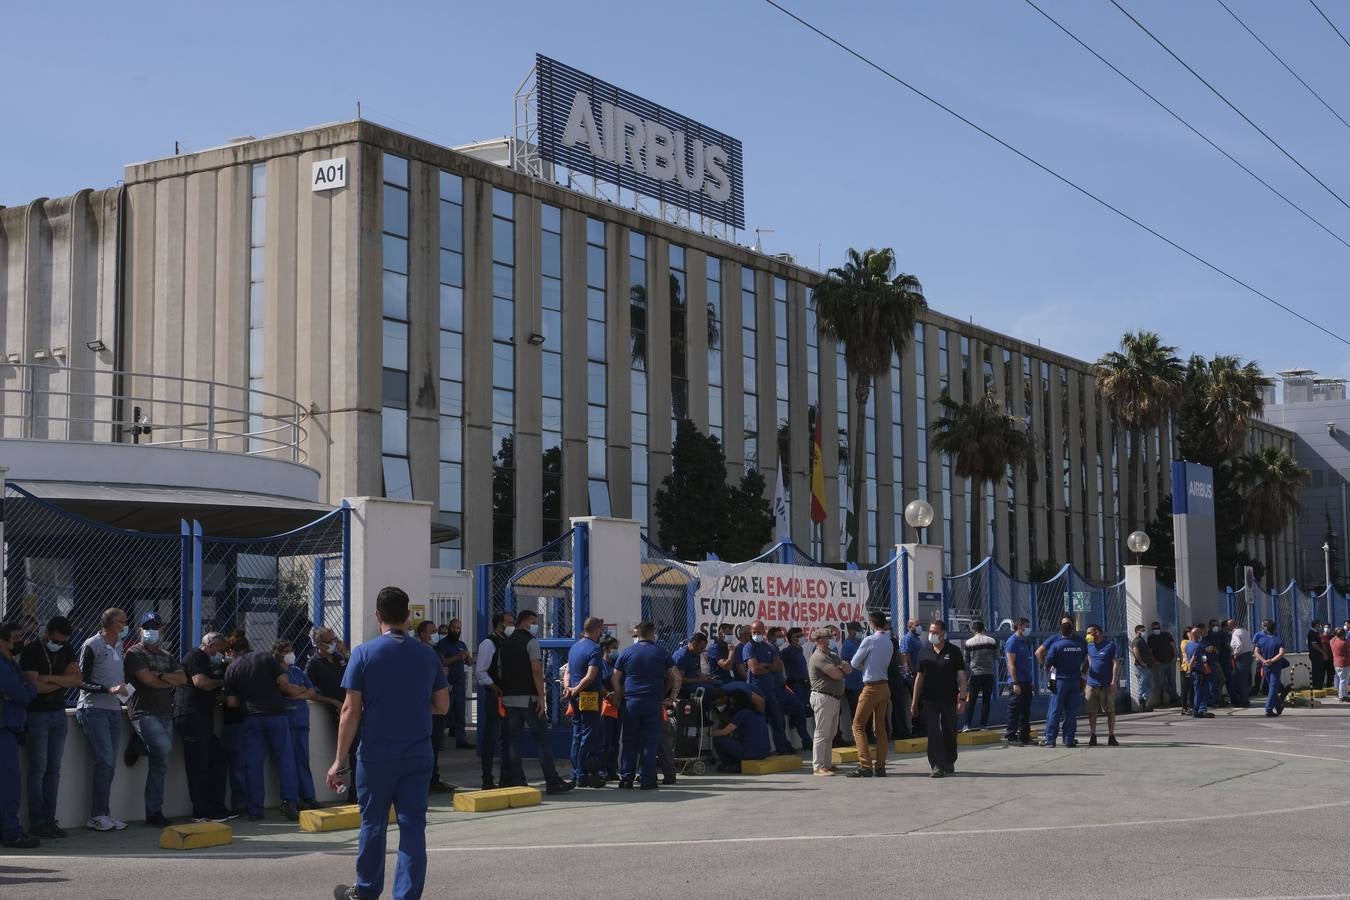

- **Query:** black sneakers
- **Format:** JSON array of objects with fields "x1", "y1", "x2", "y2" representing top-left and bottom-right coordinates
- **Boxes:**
[
  {"x1": 144, "y1": 812, "x2": 171, "y2": 827},
  {"x1": 845, "y1": 767, "x2": 873, "y2": 778},
  {"x1": 279, "y1": 802, "x2": 299, "y2": 821}
]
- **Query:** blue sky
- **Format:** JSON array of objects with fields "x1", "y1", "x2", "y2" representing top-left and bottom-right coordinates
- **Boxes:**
[{"x1": 6, "y1": 0, "x2": 1350, "y2": 381}]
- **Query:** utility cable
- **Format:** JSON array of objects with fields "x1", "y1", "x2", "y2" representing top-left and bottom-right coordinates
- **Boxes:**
[
  {"x1": 759, "y1": 0, "x2": 1350, "y2": 347},
  {"x1": 1215, "y1": 0, "x2": 1350, "y2": 133},
  {"x1": 1308, "y1": 0, "x2": 1350, "y2": 52},
  {"x1": 1024, "y1": 0, "x2": 1350, "y2": 252},
  {"x1": 1109, "y1": 0, "x2": 1350, "y2": 215}
]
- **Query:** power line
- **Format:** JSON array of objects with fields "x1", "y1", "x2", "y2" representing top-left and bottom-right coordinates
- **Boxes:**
[
  {"x1": 1308, "y1": 0, "x2": 1350, "y2": 52},
  {"x1": 1108, "y1": 0, "x2": 1350, "y2": 215},
  {"x1": 758, "y1": 0, "x2": 1350, "y2": 347},
  {"x1": 1216, "y1": 0, "x2": 1350, "y2": 133},
  {"x1": 1023, "y1": 0, "x2": 1350, "y2": 252}
]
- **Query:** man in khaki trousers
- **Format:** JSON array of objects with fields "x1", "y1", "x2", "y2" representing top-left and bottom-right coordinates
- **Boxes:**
[
  {"x1": 845, "y1": 612, "x2": 895, "y2": 778},
  {"x1": 807, "y1": 627, "x2": 851, "y2": 775}
]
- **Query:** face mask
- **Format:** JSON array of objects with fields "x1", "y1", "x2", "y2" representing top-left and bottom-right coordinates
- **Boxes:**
[
  {"x1": 503, "y1": 626, "x2": 516, "y2": 637},
  {"x1": 927, "y1": 633, "x2": 941, "y2": 645},
  {"x1": 828, "y1": 640, "x2": 840, "y2": 653},
  {"x1": 632, "y1": 637, "x2": 641, "y2": 645},
  {"x1": 1085, "y1": 634, "x2": 1096, "y2": 644},
  {"x1": 118, "y1": 626, "x2": 130, "y2": 640},
  {"x1": 283, "y1": 652, "x2": 296, "y2": 666},
  {"x1": 210, "y1": 652, "x2": 225, "y2": 666},
  {"x1": 1151, "y1": 628, "x2": 1160, "y2": 635},
  {"x1": 46, "y1": 640, "x2": 64, "y2": 653},
  {"x1": 774, "y1": 638, "x2": 787, "y2": 649},
  {"x1": 797, "y1": 637, "x2": 807, "y2": 647},
  {"x1": 529, "y1": 624, "x2": 542, "y2": 637},
  {"x1": 317, "y1": 642, "x2": 332, "y2": 655},
  {"x1": 911, "y1": 627, "x2": 921, "y2": 636},
  {"x1": 606, "y1": 651, "x2": 617, "y2": 661},
  {"x1": 142, "y1": 629, "x2": 161, "y2": 645},
  {"x1": 751, "y1": 634, "x2": 766, "y2": 644}
]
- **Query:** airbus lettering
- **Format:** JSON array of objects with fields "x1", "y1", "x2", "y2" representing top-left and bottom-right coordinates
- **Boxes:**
[
  {"x1": 560, "y1": 90, "x2": 732, "y2": 203},
  {"x1": 1188, "y1": 480, "x2": 1213, "y2": 500}
]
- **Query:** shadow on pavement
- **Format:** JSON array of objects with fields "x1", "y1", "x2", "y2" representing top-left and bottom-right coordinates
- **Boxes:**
[{"x1": 0, "y1": 865, "x2": 68, "y2": 886}]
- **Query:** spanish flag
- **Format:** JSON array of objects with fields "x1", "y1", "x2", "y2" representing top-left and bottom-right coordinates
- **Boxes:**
[{"x1": 810, "y1": 412, "x2": 827, "y2": 524}]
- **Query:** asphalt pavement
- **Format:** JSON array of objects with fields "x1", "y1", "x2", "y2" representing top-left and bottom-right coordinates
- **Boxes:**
[{"x1": 5, "y1": 702, "x2": 1350, "y2": 899}]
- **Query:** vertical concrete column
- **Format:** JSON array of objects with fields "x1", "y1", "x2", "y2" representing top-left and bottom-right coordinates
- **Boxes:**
[
  {"x1": 560, "y1": 208, "x2": 588, "y2": 528},
  {"x1": 1125, "y1": 564, "x2": 1159, "y2": 705},
  {"x1": 788, "y1": 280, "x2": 810, "y2": 550},
  {"x1": 1082, "y1": 374, "x2": 1101, "y2": 578},
  {"x1": 720, "y1": 260, "x2": 744, "y2": 475},
  {"x1": 901, "y1": 543, "x2": 946, "y2": 625},
  {"x1": 570, "y1": 516, "x2": 642, "y2": 632},
  {"x1": 817, "y1": 331, "x2": 839, "y2": 564},
  {"x1": 346, "y1": 496, "x2": 434, "y2": 645}
]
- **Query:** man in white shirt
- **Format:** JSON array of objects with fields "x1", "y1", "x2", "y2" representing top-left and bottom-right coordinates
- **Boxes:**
[
  {"x1": 1228, "y1": 619, "x2": 1254, "y2": 709},
  {"x1": 472, "y1": 612, "x2": 513, "y2": 790}
]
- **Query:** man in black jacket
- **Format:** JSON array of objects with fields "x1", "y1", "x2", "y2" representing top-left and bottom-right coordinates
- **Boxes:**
[{"x1": 496, "y1": 609, "x2": 573, "y2": 794}]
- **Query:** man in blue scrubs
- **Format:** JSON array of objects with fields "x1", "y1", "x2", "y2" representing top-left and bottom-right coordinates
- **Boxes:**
[
  {"x1": 1041, "y1": 621, "x2": 1087, "y2": 748},
  {"x1": 1253, "y1": 619, "x2": 1288, "y2": 717},
  {"x1": 710, "y1": 692, "x2": 770, "y2": 771},
  {"x1": 331, "y1": 586, "x2": 448, "y2": 900},
  {"x1": 611, "y1": 621, "x2": 677, "y2": 790},
  {"x1": 563, "y1": 617, "x2": 606, "y2": 787},
  {"x1": 741, "y1": 620, "x2": 788, "y2": 755},
  {"x1": 1003, "y1": 617, "x2": 1034, "y2": 745},
  {"x1": 780, "y1": 627, "x2": 812, "y2": 749},
  {"x1": 670, "y1": 633, "x2": 713, "y2": 698}
]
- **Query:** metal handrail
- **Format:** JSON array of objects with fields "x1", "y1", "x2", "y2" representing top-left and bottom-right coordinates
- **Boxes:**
[{"x1": 0, "y1": 362, "x2": 308, "y2": 463}]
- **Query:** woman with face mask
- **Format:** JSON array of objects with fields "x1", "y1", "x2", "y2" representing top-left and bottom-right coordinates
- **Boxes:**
[{"x1": 273, "y1": 640, "x2": 321, "y2": 811}]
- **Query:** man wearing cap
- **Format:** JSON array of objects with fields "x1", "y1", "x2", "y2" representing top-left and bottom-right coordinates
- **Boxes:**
[
  {"x1": 807, "y1": 626, "x2": 850, "y2": 775},
  {"x1": 124, "y1": 612, "x2": 187, "y2": 826},
  {"x1": 175, "y1": 631, "x2": 233, "y2": 822}
]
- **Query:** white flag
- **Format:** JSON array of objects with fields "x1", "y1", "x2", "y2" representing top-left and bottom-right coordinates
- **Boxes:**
[{"x1": 773, "y1": 454, "x2": 790, "y2": 543}]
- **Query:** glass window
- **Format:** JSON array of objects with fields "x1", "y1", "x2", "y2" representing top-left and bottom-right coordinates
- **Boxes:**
[
  {"x1": 382, "y1": 271, "x2": 408, "y2": 321},
  {"x1": 587, "y1": 246, "x2": 606, "y2": 287},
  {"x1": 588, "y1": 479, "x2": 611, "y2": 516},
  {"x1": 439, "y1": 416, "x2": 462, "y2": 463},
  {"x1": 440, "y1": 250, "x2": 464, "y2": 288},
  {"x1": 382, "y1": 186, "x2": 408, "y2": 236},
  {"x1": 541, "y1": 279, "x2": 561, "y2": 316},
  {"x1": 541, "y1": 232, "x2": 562, "y2": 278},
  {"x1": 588, "y1": 438, "x2": 607, "y2": 478},
  {"x1": 542, "y1": 397, "x2": 562, "y2": 432},
  {"x1": 251, "y1": 197, "x2": 266, "y2": 243},
  {"x1": 439, "y1": 462, "x2": 463, "y2": 512},
  {"x1": 440, "y1": 379, "x2": 463, "y2": 416},
  {"x1": 492, "y1": 263, "x2": 514, "y2": 301},
  {"x1": 383, "y1": 233, "x2": 408, "y2": 275},
  {"x1": 384, "y1": 155, "x2": 408, "y2": 188},
  {"x1": 587, "y1": 217, "x2": 605, "y2": 245},
  {"x1": 587, "y1": 320, "x2": 607, "y2": 362},
  {"x1": 492, "y1": 217, "x2": 514, "y2": 265},
  {"x1": 588, "y1": 363, "x2": 606, "y2": 404},
  {"x1": 382, "y1": 456, "x2": 413, "y2": 500},
  {"x1": 439, "y1": 202, "x2": 462, "y2": 250},
  {"x1": 439, "y1": 330, "x2": 463, "y2": 382},
  {"x1": 381, "y1": 407, "x2": 408, "y2": 456},
  {"x1": 440, "y1": 284, "x2": 463, "y2": 331},
  {"x1": 541, "y1": 309, "x2": 561, "y2": 346},
  {"x1": 438, "y1": 171, "x2": 462, "y2": 203},
  {"x1": 382, "y1": 370, "x2": 408, "y2": 408},
  {"x1": 382, "y1": 320, "x2": 408, "y2": 371},
  {"x1": 541, "y1": 203, "x2": 561, "y2": 233},
  {"x1": 249, "y1": 330, "x2": 264, "y2": 379},
  {"x1": 493, "y1": 296, "x2": 514, "y2": 342},
  {"x1": 251, "y1": 163, "x2": 267, "y2": 197},
  {"x1": 492, "y1": 342, "x2": 514, "y2": 390},
  {"x1": 492, "y1": 188, "x2": 513, "y2": 220}
]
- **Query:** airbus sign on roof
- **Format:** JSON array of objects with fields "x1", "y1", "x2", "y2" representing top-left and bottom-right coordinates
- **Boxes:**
[{"x1": 535, "y1": 54, "x2": 746, "y2": 230}]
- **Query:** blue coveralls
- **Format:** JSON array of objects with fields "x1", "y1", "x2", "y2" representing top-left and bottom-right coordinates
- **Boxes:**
[
  {"x1": 599, "y1": 655, "x2": 619, "y2": 777},
  {"x1": 780, "y1": 642, "x2": 812, "y2": 747},
  {"x1": 742, "y1": 639, "x2": 788, "y2": 754},
  {"x1": 615, "y1": 640, "x2": 671, "y2": 787},
  {"x1": 712, "y1": 707, "x2": 771, "y2": 765},
  {"x1": 1, "y1": 653, "x2": 37, "y2": 841},
  {"x1": 344, "y1": 632, "x2": 447, "y2": 900},
  {"x1": 286, "y1": 663, "x2": 317, "y2": 802},
  {"x1": 567, "y1": 637, "x2": 604, "y2": 782},
  {"x1": 1043, "y1": 636, "x2": 1087, "y2": 745},
  {"x1": 1187, "y1": 641, "x2": 1210, "y2": 716}
]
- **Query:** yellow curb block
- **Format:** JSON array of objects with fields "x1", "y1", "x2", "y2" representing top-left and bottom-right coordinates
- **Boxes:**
[
  {"x1": 1314, "y1": 689, "x2": 1336, "y2": 698},
  {"x1": 299, "y1": 804, "x2": 397, "y2": 832},
  {"x1": 159, "y1": 822, "x2": 232, "y2": 850},
  {"x1": 957, "y1": 730, "x2": 1002, "y2": 746},
  {"x1": 452, "y1": 786, "x2": 542, "y2": 812},
  {"x1": 742, "y1": 755, "x2": 805, "y2": 775},
  {"x1": 893, "y1": 738, "x2": 927, "y2": 753},
  {"x1": 831, "y1": 747, "x2": 860, "y2": 765}
]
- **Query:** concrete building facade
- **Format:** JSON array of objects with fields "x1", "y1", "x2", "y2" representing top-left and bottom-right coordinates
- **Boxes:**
[{"x1": 0, "y1": 119, "x2": 1298, "y2": 581}]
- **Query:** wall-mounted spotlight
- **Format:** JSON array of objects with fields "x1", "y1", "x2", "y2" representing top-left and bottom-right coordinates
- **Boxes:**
[
  {"x1": 86, "y1": 339, "x2": 108, "y2": 353},
  {"x1": 526, "y1": 333, "x2": 546, "y2": 346}
]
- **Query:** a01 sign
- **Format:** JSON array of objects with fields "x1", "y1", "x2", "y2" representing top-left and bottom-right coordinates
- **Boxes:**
[{"x1": 311, "y1": 157, "x2": 347, "y2": 191}]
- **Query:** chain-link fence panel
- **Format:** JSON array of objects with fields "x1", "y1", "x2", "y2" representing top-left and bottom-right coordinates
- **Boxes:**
[
  {"x1": 1295, "y1": 585, "x2": 1316, "y2": 650},
  {"x1": 2, "y1": 483, "x2": 187, "y2": 663},
  {"x1": 194, "y1": 508, "x2": 346, "y2": 664},
  {"x1": 1273, "y1": 585, "x2": 1296, "y2": 648},
  {"x1": 988, "y1": 561, "x2": 1033, "y2": 636},
  {"x1": 943, "y1": 559, "x2": 988, "y2": 633},
  {"x1": 641, "y1": 534, "x2": 696, "y2": 654},
  {"x1": 1156, "y1": 583, "x2": 1179, "y2": 638},
  {"x1": 866, "y1": 556, "x2": 897, "y2": 624},
  {"x1": 1035, "y1": 567, "x2": 1070, "y2": 633},
  {"x1": 1102, "y1": 579, "x2": 1127, "y2": 635}
]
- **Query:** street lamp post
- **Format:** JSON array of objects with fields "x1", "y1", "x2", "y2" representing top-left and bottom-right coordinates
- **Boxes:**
[
  {"x1": 904, "y1": 499, "x2": 935, "y2": 545},
  {"x1": 1127, "y1": 530, "x2": 1150, "y2": 566}
]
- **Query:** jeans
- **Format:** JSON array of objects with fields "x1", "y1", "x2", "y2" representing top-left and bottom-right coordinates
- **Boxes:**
[
  {"x1": 809, "y1": 692, "x2": 841, "y2": 770},
  {"x1": 852, "y1": 683, "x2": 890, "y2": 769},
  {"x1": 131, "y1": 714, "x2": 174, "y2": 816},
  {"x1": 923, "y1": 701, "x2": 958, "y2": 770},
  {"x1": 1265, "y1": 668, "x2": 1284, "y2": 714},
  {"x1": 503, "y1": 703, "x2": 561, "y2": 786},
  {"x1": 429, "y1": 714, "x2": 446, "y2": 785},
  {"x1": 1133, "y1": 663, "x2": 1153, "y2": 708},
  {"x1": 1192, "y1": 671, "x2": 1210, "y2": 716},
  {"x1": 1, "y1": 729, "x2": 22, "y2": 840},
  {"x1": 290, "y1": 723, "x2": 316, "y2": 801},
  {"x1": 890, "y1": 676, "x2": 912, "y2": 739},
  {"x1": 76, "y1": 707, "x2": 121, "y2": 818},
  {"x1": 242, "y1": 715, "x2": 298, "y2": 815},
  {"x1": 964, "y1": 674, "x2": 995, "y2": 727},
  {"x1": 1337, "y1": 665, "x2": 1350, "y2": 700},
  {"x1": 1005, "y1": 681, "x2": 1032, "y2": 742},
  {"x1": 570, "y1": 709, "x2": 603, "y2": 781},
  {"x1": 221, "y1": 722, "x2": 249, "y2": 810},
  {"x1": 177, "y1": 712, "x2": 227, "y2": 818},
  {"x1": 1045, "y1": 679, "x2": 1081, "y2": 744},
  {"x1": 356, "y1": 752, "x2": 432, "y2": 900},
  {"x1": 25, "y1": 709, "x2": 68, "y2": 827},
  {"x1": 619, "y1": 699, "x2": 662, "y2": 786},
  {"x1": 476, "y1": 692, "x2": 509, "y2": 781},
  {"x1": 1150, "y1": 662, "x2": 1179, "y2": 705}
]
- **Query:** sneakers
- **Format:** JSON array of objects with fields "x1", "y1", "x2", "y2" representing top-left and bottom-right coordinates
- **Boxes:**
[
  {"x1": 844, "y1": 767, "x2": 873, "y2": 778},
  {"x1": 1065, "y1": 740, "x2": 1079, "y2": 748},
  {"x1": 1088, "y1": 735, "x2": 1099, "y2": 747},
  {"x1": 873, "y1": 767, "x2": 887, "y2": 778},
  {"x1": 279, "y1": 802, "x2": 299, "y2": 821},
  {"x1": 1, "y1": 834, "x2": 39, "y2": 849},
  {"x1": 585, "y1": 772, "x2": 606, "y2": 789},
  {"x1": 31, "y1": 822, "x2": 67, "y2": 839},
  {"x1": 942, "y1": 765, "x2": 955, "y2": 775},
  {"x1": 480, "y1": 776, "x2": 497, "y2": 791},
  {"x1": 145, "y1": 812, "x2": 171, "y2": 827},
  {"x1": 428, "y1": 780, "x2": 454, "y2": 794},
  {"x1": 617, "y1": 779, "x2": 635, "y2": 789},
  {"x1": 812, "y1": 767, "x2": 835, "y2": 776},
  {"x1": 86, "y1": 815, "x2": 126, "y2": 832},
  {"x1": 333, "y1": 886, "x2": 360, "y2": 900},
  {"x1": 1107, "y1": 736, "x2": 1120, "y2": 747},
  {"x1": 545, "y1": 780, "x2": 575, "y2": 795},
  {"x1": 929, "y1": 767, "x2": 944, "y2": 778},
  {"x1": 1039, "y1": 740, "x2": 1056, "y2": 748}
]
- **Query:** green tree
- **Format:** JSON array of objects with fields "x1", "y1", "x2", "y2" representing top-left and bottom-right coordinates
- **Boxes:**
[
  {"x1": 1234, "y1": 445, "x2": 1308, "y2": 590},
  {"x1": 813, "y1": 248, "x2": 926, "y2": 561},
  {"x1": 654, "y1": 420, "x2": 731, "y2": 560},
  {"x1": 1093, "y1": 331, "x2": 1184, "y2": 535},
  {"x1": 1028, "y1": 558, "x2": 1065, "y2": 583},
  {"x1": 928, "y1": 391, "x2": 1034, "y2": 561},
  {"x1": 723, "y1": 469, "x2": 775, "y2": 561}
]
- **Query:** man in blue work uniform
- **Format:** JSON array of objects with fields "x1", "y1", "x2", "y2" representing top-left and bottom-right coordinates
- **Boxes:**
[
  {"x1": 331, "y1": 586, "x2": 448, "y2": 900},
  {"x1": 710, "y1": 688, "x2": 770, "y2": 772},
  {"x1": 707, "y1": 625, "x2": 736, "y2": 686},
  {"x1": 563, "y1": 616, "x2": 606, "y2": 788},
  {"x1": 1083, "y1": 625, "x2": 1120, "y2": 746},
  {"x1": 1041, "y1": 621, "x2": 1087, "y2": 748},
  {"x1": 0, "y1": 622, "x2": 40, "y2": 848},
  {"x1": 612, "y1": 621, "x2": 678, "y2": 790},
  {"x1": 434, "y1": 618, "x2": 473, "y2": 749},
  {"x1": 670, "y1": 632, "x2": 713, "y2": 698},
  {"x1": 1187, "y1": 625, "x2": 1217, "y2": 719},
  {"x1": 1253, "y1": 619, "x2": 1289, "y2": 718},
  {"x1": 1003, "y1": 617, "x2": 1035, "y2": 745},
  {"x1": 742, "y1": 620, "x2": 789, "y2": 755},
  {"x1": 840, "y1": 622, "x2": 864, "y2": 741},
  {"x1": 780, "y1": 627, "x2": 812, "y2": 749},
  {"x1": 899, "y1": 619, "x2": 925, "y2": 737}
]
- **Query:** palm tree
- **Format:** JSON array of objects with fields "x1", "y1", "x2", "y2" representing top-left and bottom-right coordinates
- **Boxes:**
[
  {"x1": 929, "y1": 391, "x2": 1035, "y2": 561},
  {"x1": 1234, "y1": 445, "x2": 1307, "y2": 591},
  {"x1": 813, "y1": 248, "x2": 926, "y2": 561},
  {"x1": 1093, "y1": 331, "x2": 1184, "y2": 535},
  {"x1": 1194, "y1": 354, "x2": 1266, "y2": 458}
]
